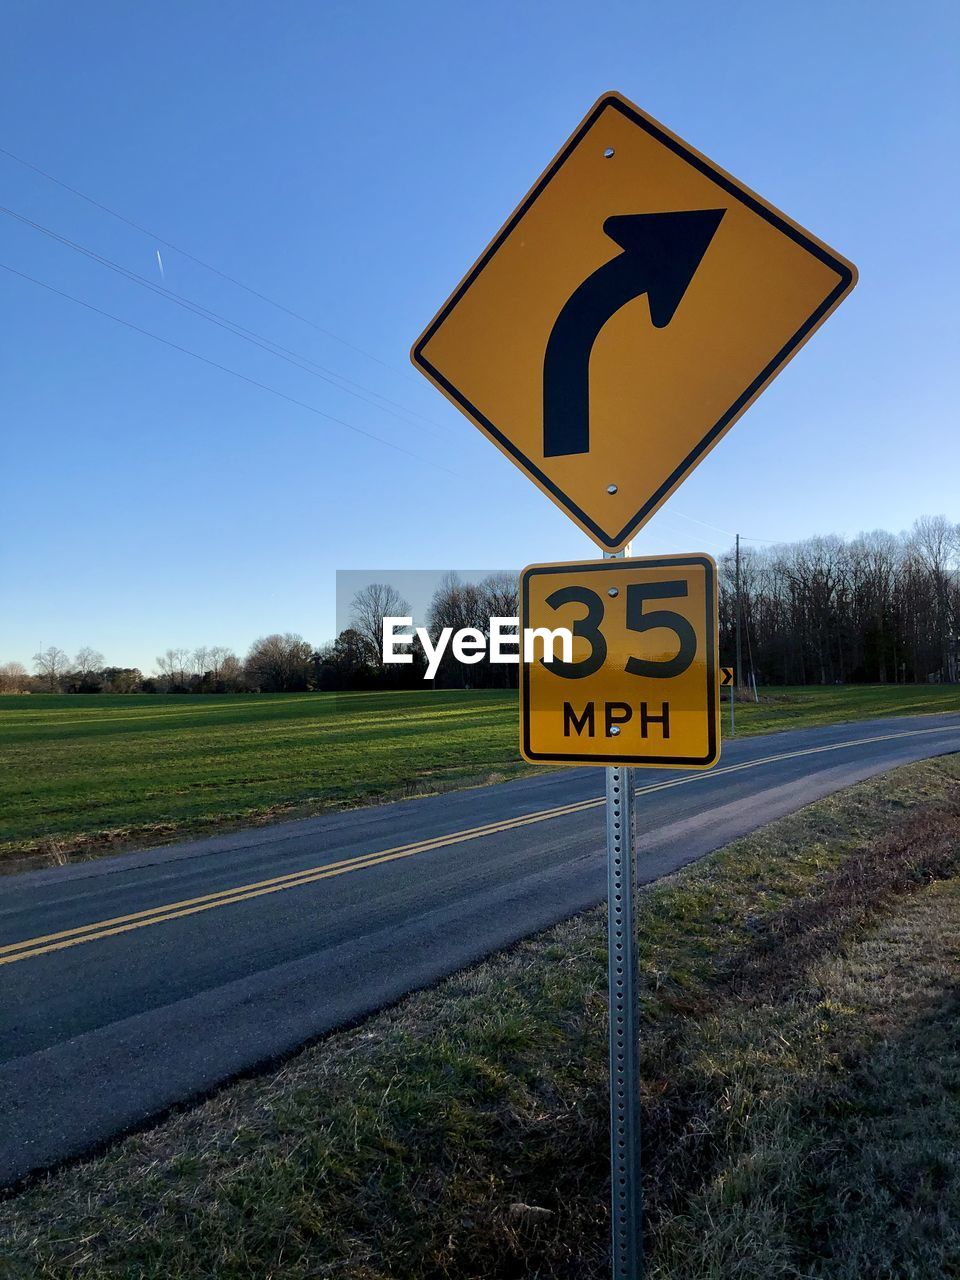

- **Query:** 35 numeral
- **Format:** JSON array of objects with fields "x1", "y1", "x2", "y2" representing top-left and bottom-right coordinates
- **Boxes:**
[{"x1": 542, "y1": 580, "x2": 696, "y2": 679}]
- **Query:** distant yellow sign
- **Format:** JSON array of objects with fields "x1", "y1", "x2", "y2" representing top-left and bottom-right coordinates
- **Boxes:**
[
  {"x1": 720, "y1": 667, "x2": 734, "y2": 687},
  {"x1": 412, "y1": 91, "x2": 857, "y2": 551},
  {"x1": 520, "y1": 555, "x2": 719, "y2": 767}
]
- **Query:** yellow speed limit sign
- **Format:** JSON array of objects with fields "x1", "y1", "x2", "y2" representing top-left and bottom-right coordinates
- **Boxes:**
[{"x1": 520, "y1": 554, "x2": 719, "y2": 768}]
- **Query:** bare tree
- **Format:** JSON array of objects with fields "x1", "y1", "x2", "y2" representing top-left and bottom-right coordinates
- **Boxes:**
[
  {"x1": 155, "y1": 648, "x2": 192, "y2": 691},
  {"x1": 911, "y1": 515, "x2": 957, "y2": 680},
  {"x1": 208, "y1": 646, "x2": 232, "y2": 682},
  {"x1": 217, "y1": 652, "x2": 246, "y2": 691},
  {"x1": 478, "y1": 573, "x2": 520, "y2": 688},
  {"x1": 349, "y1": 583, "x2": 411, "y2": 668},
  {"x1": 426, "y1": 573, "x2": 488, "y2": 688},
  {"x1": 428, "y1": 572, "x2": 486, "y2": 634},
  {"x1": 33, "y1": 646, "x2": 70, "y2": 691},
  {"x1": 0, "y1": 661, "x2": 29, "y2": 694},
  {"x1": 192, "y1": 646, "x2": 210, "y2": 677},
  {"x1": 75, "y1": 646, "x2": 105, "y2": 680},
  {"x1": 849, "y1": 530, "x2": 899, "y2": 683},
  {"x1": 478, "y1": 571, "x2": 519, "y2": 620}
]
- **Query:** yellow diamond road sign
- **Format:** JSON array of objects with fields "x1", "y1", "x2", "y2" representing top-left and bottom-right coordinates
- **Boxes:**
[
  {"x1": 520, "y1": 554, "x2": 719, "y2": 768},
  {"x1": 412, "y1": 91, "x2": 857, "y2": 551}
]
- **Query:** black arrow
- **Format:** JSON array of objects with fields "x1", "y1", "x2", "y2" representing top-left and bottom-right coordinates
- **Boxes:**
[{"x1": 542, "y1": 209, "x2": 725, "y2": 458}]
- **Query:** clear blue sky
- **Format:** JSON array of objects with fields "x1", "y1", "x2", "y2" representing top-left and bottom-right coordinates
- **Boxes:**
[{"x1": 1, "y1": 1, "x2": 957, "y2": 673}]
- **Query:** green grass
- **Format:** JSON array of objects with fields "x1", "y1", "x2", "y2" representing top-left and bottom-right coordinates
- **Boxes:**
[
  {"x1": 1, "y1": 684, "x2": 958, "y2": 870},
  {"x1": 0, "y1": 690, "x2": 521, "y2": 869},
  {"x1": 1, "y1": 756, "x2": 958, "y2": 1278}
]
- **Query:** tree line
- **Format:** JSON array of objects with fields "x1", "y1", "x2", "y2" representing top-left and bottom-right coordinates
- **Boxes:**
[
  {"x1": 0, "y1": 573, "x2": 522, "y2": 695},
  {"x1": 2, "y1": 518, "x2": 957, "y2": 694},
  {"x1": 1, "y1": 639, "x2": 315, "y2": 696},
  {"x1": 721, "y1": 516, "x2": 960, "y2": 685}
]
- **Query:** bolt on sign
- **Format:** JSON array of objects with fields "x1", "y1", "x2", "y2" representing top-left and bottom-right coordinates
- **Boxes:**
[
  {"x1": 411, "y1": 91, "x2": 857, "y2": 551},
  {"x1": 520, "y1": 555, "x2": 719, "y2": 767}
]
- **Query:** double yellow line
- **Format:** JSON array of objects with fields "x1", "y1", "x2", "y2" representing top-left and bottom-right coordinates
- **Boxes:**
[
  {"x1": 0, "y1": 796, "x2": 605, "y2": 968},
  {"x1": 1, "y1": 723, "x2": 955, "y2": 968}
]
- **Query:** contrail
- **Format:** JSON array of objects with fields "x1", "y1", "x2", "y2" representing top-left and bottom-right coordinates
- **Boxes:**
[{"x1": 156, "y1": 249, "x2": 164, "y2": 279}]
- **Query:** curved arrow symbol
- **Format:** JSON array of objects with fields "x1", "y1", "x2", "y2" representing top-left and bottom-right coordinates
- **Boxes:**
[{"x1": 542, "y1": 208, "x2": 725, "y2": 458}]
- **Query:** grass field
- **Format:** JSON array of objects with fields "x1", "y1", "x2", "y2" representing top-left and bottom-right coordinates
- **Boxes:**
[
  {"x1": 1, "y1": 684, "x2": 959, "y2": 871},
  {"x1": 2, "y1": 756, "x2": 958, "y2": 1277}
]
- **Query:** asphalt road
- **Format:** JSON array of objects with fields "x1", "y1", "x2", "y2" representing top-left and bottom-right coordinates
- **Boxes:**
[{"x1": 2, "y1": 712, "x2": 959, "y2": 1185}]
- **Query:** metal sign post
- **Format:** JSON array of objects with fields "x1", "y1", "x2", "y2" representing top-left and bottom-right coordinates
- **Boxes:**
[
  {"x1": 606, "y1": 759, "x2": 640, "y2": 1275},
  {"x1": 601, "y1": 544, "x2": 643, "y2": 1276}
]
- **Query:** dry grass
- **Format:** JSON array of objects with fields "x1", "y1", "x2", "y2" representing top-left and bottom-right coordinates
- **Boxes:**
[
  {"x1": 1, "y1": 756, "x2": 959, "y2": 1278},
  {"x1": 650, "y1": 877, "x2": 960, "y2": 1279}
]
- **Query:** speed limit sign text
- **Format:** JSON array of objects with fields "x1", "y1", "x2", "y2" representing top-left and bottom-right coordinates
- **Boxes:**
[{"x1": 519, "y1": 554, "x2": 719, "y2": 768}]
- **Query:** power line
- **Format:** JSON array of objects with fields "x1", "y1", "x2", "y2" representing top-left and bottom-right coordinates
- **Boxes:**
[
  {"x1": 667, "y1": 508, "x2": 780, "y2": 545},
  {"x1": 0, "y1": 202, "x2": 449, "y2": 437},
  {"x1": 0, "y1": 260, "x2": 460, "y2": 477},
  {"x1": 0, "y1": 143, "x2": 409, "y2": 378}
]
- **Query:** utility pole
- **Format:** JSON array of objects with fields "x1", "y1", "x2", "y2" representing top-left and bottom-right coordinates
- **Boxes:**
[{"x1": 742, "y1": 529, "x2": 747, "y2": 691}]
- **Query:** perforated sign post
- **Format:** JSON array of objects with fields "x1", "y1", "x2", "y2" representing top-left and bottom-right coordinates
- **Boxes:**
[{"x1": 411, "y1": 89, "x2": 856, "y2": 1279}]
